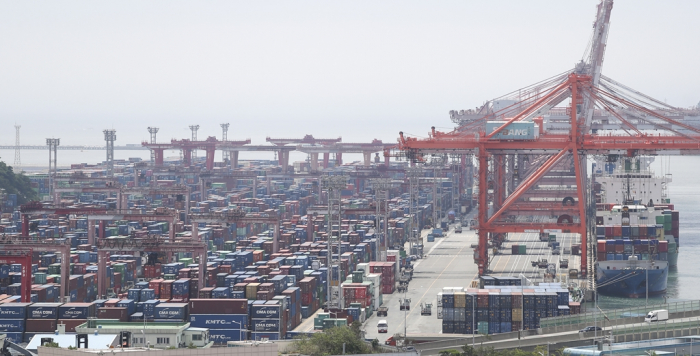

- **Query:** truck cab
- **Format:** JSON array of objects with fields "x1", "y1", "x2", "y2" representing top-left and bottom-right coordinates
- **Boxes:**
[{"x1": 377, "y1": 320, "x2": 388, "y2": 333}]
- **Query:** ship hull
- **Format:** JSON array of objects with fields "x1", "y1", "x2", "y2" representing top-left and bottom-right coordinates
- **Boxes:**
[{"x1": 596, "y1": 261, "x2": 668, "y2": 298}]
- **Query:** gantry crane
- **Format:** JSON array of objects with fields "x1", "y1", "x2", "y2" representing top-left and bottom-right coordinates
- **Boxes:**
[
  {"x1": 95, "y1": 235, "x2": 207, "y2": 298},
  {"x1": 142, "y1": 137, "x2": 251, "y2": 169},
  {"x1": 397, "y1": 0, "x2": 700, "y2": 283},
  {"x1": 86, "y1": 210, "x2": 179, "y2": 244},
  {"x1": 189, "y1": 210, "x2": 282, "y2": 252},
  {"x1": 19, "y1": 201, "x2": 107, "y2": 236},
  {"x1": 0, "y1": 249, "x2": 32, "y2": 303},
  {"x1": 0, "y1": 237, "x2": 71, "y2": 302}
]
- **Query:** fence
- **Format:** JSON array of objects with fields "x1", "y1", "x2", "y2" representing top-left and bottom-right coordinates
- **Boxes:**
[{"x1": 540, "y1": 300, "x2": 700, "y2": 333}]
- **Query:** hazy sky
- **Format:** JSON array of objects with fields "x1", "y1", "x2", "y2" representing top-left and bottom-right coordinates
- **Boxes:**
[{"x1": 1, "y1": 1, "x2": 699, "y2": 148}]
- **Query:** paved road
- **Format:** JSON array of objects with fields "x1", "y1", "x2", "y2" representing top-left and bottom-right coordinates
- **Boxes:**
[
  {"x1": 489, "y1": 231, "x2": 581, "y2": 283},
  {"x1": 363, "y1": 221, "x2": 480, "y2": 342}
]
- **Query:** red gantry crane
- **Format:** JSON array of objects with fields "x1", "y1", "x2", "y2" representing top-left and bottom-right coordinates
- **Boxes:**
[{"x1": 397, "y1": 0, "x2": 700, "y2": 284}]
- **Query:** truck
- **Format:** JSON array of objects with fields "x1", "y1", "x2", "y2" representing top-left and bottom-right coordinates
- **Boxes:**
[
  {"x1": 426, "y1": 234, "x2": 435, "y2": 242},
  {"x1": 645, "y1": 309, "x2": 668, "y2": 323},
  {"x1": 432, "y1": 228, "x2": 443, "y2": 237}
]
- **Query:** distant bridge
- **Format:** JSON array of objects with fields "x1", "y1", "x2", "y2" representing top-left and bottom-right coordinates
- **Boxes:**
[{"x1": 0, "y1": 145, "x2": 148, "y2": 151}]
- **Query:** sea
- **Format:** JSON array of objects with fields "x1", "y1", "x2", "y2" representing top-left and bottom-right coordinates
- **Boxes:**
[{"x1": 1, "y1": 149, "x2": 699, "y2": 310}]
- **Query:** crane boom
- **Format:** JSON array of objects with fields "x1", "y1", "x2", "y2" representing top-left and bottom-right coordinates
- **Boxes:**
[{"x1": 582, "y1": 0, "x2": 614, "y2": 130}]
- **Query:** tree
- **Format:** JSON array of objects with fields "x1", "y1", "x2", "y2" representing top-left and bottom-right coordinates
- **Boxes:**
[
  {"x1": 0, "y1": 160, "x2": 37, "y2": 204},
  {"x1": 439, "y1": 349, "x2": 462, "y2": 356},
  {"x1": 291, "y1": 325, "x2": 372, "y2": 356}
]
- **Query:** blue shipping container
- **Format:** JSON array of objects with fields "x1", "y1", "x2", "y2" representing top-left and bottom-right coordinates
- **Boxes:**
[
  {"x1": 189, "y1": 314, "x2": 248, "y2": 329},
  {"x1": 59, "y1": 305, "x2": 92, "y2": 319},
  {"x1": 250, "y1": 332, "x2": 279, "y2": 341},
  {"x1": 0, "y1": 319, "x2": 25, "y2": 332},
  {"x1": 4, "y1": 332, "x2": 24, "y2": 344},
  {"x1": 154, "y1": 303, "x2": 187, "y2": 320},
  {"x1": 251, "y1": 305, "x2": 281, "y2": 319},
  {"x1": 27, "y1": 303, "x2": 61, "y2": 319},
  {"x1": 0, "y1": 303, "x2": 31, "y2": 319},
  {"x1": 251, "y1": 319, "x2": 280, "y2": 332},
  {"x1": 209, "y1": 329, "x2": 245, "y2": 344}
]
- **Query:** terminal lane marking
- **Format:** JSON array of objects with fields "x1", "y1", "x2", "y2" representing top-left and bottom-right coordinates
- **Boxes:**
[{"x1": 396, "y1": 242, "x2": 469, "y2": 333}]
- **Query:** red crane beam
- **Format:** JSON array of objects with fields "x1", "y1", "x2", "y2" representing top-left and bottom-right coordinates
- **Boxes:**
[{"x1": 399, "y1": 73, "x2": 700, "y2": 276}]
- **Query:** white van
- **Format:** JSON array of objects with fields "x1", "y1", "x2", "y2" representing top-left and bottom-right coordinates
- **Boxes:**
[
  {"x1": 645, "y1": 309, "x2": 668, "y2": 323},
  {"x1": 377, "y1": 320, "x2": 388, "y2": 333}
]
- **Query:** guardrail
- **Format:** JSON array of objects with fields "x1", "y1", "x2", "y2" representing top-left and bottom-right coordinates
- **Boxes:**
[
  {"x1": 540, "y1": 300, "x2": 700, "y2": 333},
  {"x1": 611, "y1": 317, "x2": 700, "y2": 343}
]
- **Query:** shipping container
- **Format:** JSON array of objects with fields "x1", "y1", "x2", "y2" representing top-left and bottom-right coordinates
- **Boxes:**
[{"x1": 189, "y1": 314, "x2": 249, "y2": 329}]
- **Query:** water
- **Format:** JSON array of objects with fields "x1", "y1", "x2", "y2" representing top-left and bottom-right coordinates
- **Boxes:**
[
  {"x1": 597, "y1": 156, "x2": 700, "y2": 309},
  {"x1": 0, "y1": 148, "x2": 368, "y2": 172}
]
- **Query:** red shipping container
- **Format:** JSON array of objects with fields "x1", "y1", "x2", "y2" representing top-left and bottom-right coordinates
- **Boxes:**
[
  {"x1": 104, "y1": 299, "x2": 120, "y2": 308},
  {"x1": 258, "y1": 283, "x2": 275, "y2": 292},
  {"x1": 97, "y1": 307, "x2": 129, "y2": 322},
  {"x1": 26, "y1": 319, "x2": 58, "y2": 332},
  {"x1": 301, "y1": 292, "x2": 313, "y2": 306},
  {"x1": 256, "y1": 290, "x2": 274, "y2": 301},
  {"x1": 189, "y1": 299, "x2": 248, "y2": 315},
  {"x1": 354, "y1": 287, "x2": 367, "y2": 299}
]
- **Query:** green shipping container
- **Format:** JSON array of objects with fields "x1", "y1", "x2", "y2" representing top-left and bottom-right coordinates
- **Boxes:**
[
  {"x1": 664, "y1": 214, "x2": 672, "y2": 223},
  {"x1": 656, "y1": 216, "x2": 665, "y2": 224},
  {"x1": 477, "y1": 321, "x2": 489, "y2": 335},
  {"x1": 35, "y1": 273, "x2": 47, "y2": 284},
  {"x1": 519, "y1": 245, "x2": 527, "y2": 255}
]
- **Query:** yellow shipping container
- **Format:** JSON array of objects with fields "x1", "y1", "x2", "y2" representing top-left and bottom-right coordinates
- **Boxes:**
[
  {"x1": 454, "y1": 292, "x2": 466, "y2": 308},
  {"x1": 512, "y1": 308, "x2": 523, "y2": 322},
  {"x1": 246, "y1": 282, "x2": 260, "y2": 299}
]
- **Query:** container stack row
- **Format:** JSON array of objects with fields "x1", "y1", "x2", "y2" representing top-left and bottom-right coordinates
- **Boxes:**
[{"x1": 437, "y1": 282, "x2": 571, "y2": 335}]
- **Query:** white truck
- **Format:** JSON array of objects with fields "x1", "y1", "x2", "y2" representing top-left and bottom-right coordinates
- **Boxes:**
[{"x1": 645, "y1": 309, "x2": 668, "y2": 322}]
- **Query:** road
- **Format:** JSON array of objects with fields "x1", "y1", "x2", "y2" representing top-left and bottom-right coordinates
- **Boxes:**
[
  {"x1": 489, "y1": 231, "x2": 581, "y2": 284},
  {"x1": 363, "y1": 221, "x2": 480, "y2": 342}
]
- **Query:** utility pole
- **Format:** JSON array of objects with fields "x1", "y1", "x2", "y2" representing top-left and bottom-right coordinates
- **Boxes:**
[
  {"x1": 103, "y1": 130, "x2": 116, "y2": 177},
  {"x1": 14, "y1": 124, "x2": 21, "y2": 170},
  {"x1": 220, "y1": 123, "x2": 230, "y2": 163},
  {"x1": 147, "y1": 127, "x2": 159, "y2": 163},
  {"x1": 189, "y1": 125, "x2": 200, "y2": 161}
]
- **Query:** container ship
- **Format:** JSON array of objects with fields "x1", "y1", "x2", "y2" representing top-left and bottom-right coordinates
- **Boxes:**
[{"x1": 593, "y1": 157, "x2": 678, "y2": 297}]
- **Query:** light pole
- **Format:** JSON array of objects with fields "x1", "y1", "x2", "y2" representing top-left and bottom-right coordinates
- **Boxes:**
[
  {"x1": 322, "y1": 174, "x2": 346, "y2": 309},
  {"x1": 371, "y1": 178, "x2": 392, "y2": 260},
  {"x1": 406, "y1": 167, "x2": 423, "y2": 253},
  {"x1": 472, "y1": 295, "x2": 475, "y2": 347},
  {"x1": 231, "y1": 320, "x2": 246, "y2": 341}
]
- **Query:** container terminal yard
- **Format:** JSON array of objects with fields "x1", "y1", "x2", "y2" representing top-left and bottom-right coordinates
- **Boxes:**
[{"x1": 3, "y1": 0, "x2": 700, "y2": 354}]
